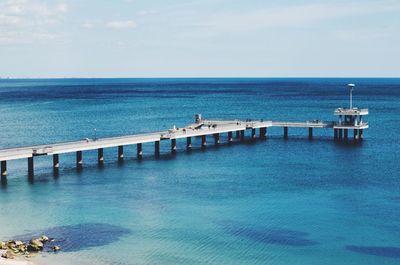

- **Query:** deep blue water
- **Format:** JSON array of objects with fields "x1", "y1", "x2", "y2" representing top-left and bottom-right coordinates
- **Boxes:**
[{"x1": 0, "y1": 78, "x2": 399, "y2": 265}]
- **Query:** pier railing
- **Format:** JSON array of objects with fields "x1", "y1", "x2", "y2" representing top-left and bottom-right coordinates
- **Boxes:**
[{"x1": 271, "y1": 121, "x2": 334, "y2": 128}]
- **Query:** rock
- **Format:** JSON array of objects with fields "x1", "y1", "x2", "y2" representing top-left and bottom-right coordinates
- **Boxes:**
[
  {"x1": 0, "y1": 241, "x2": 6, "y2": 249},
  {"x1": 27, "y1": 239, "x2": 43, "y2": 252},
  {"x1": 7, "y1": 240, "x2": 16, "y2": 249},
  {"x1": 14, "y1": 241, "x2": 24, "y2": 247},
  {"x1": 17, "y1": 244, "x2": 27, "y2": 253},
  {"x1": 39, "y1": 235, "x2": 49, "y2": 243},
  {"x1": 1, "y1": 236, "x2": 57, "y2": 258},
  {"x1": 30, "y1": 239, "x2": 43, "y2": 248},
  {"x1": 52, "y1": 245, "x2": 61, "y2": 252},
  {"x1": 11, "y1": 247, "x2": 19, "y2": 253},
  {"x1": 1, "y1": 250, "x2": 15, "y2": 259},
  {"x1": 27, "y1": 244, "x2": 41, "y2": 252}
]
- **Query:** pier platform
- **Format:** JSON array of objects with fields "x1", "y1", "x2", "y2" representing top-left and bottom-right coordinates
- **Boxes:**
[{"x1": 0, "y1": 113, "x2": 368, "y2": 181}]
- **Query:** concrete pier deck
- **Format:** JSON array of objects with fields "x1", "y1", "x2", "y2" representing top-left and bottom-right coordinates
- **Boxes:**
[{"x1": 0, "y1": 116, "x2": 368, "y2": 180}]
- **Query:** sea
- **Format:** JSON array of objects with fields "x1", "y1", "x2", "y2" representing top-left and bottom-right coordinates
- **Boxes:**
[{"x1": 0, "y1": 78, "x2": 399, "y2": 265}]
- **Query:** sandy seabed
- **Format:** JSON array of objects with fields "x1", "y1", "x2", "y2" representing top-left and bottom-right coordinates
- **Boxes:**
[{"x1": 0, "y1": 258, "x2": 36, "y2": 265}]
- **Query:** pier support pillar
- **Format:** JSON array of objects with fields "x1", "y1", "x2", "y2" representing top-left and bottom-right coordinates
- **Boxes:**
[
  {"x1": 236, "y1": 131, "x2": 240, "y2": 139},
  {"x1": 344, "y1": 129, "x2": 348, "y2": 141},
  {"x1": 53, "y1": 154, "x2": 60, "y2": 175},
  {"x1": 339, "y1": 129, "x2": 343, "y2": 140},
  {"x1": 308, "y1": 128, "x2": 313, "y2": 139},
  {"x1": 186, "y1": 137, "x2": 192, "y2": 150},
  {"x1": 155, "y1": 141, "x2": 160, "y2": 157},
  {"x1": 76, "y1": 151, "x2": 83, "y2": 170},
  {"x1": 118, "y1": 146, "x2": 124, "y2": 162},
  {"x1": 284, "y1": 127, "x2": 288, "y2": 139},
  {"x1": 334, "y1": 129, "x2": 338, "y2": 140},
  {"x1": 214, "y1": 133, "x2": 220, "y2": 145},
  {"x1": 228, "y1": 132, "x2": 233, "y2": 143},
  {"x1": 137, "y1": 143, "x2": 143, "y2": 159},
  {"x1": 240, "y1": 130, "x2": 245, "y2": 142},
  {"x1": 1, "y1": 161, "x2": 7, "y2": 179},
  {"x1": 259, "y1": 127, "x2": 267, "y2": 139},
  {"x1": 98, "y1": 148, "x2": 104, "y2": 165},
  {"x1": 251, "y1": 129, "x2": 256, "y2": 139},
  {"x1": 28, "y1": 157, "x2": 34, "y2": 178},
  {"x1": 201, "y1": 135, "x2": 207, "y2": 148},
  {"x1": 359, "y1": 129, "x2": 364, "y2": 140},
  {"x1": 0, "y1": 161, "x2": 6, "y2": 184},
  {"x1": 171, "y1": 139, "x2": 177, "y2": 153},
  {"x1": 354, "y1": 129, "x2": 359, "y2": 140}
]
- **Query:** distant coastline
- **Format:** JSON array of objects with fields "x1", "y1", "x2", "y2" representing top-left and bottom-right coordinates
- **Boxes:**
[{"x1": 1, "y1": 76, "x2": 400, "y2": 80}]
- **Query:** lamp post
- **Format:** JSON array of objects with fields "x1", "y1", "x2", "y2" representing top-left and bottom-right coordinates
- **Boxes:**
[
  {"x1": 94, "y1": 128, "x2": 97, "y2": 141},
  {"x1": 348, "y1": 83, "x2": 355, "y2": 109}
]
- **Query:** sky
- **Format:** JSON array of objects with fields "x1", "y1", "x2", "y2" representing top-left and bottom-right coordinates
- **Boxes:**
[{"x1": 0, "y1": 0, "x2": 399, "y2": 78}]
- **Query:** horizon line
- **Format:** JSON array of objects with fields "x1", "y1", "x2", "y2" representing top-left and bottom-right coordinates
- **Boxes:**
[{"x1": 1, "y1": 76, "x2": 399, "y2": 80}]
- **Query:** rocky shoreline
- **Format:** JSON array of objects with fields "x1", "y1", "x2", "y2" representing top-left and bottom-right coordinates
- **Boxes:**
[{"x1": 0, "y1": 236, "x2": 60, "y2": 264}]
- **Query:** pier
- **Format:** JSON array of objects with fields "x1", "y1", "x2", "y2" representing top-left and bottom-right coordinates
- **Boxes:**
[
  {"x1": 0, "y1": 84, "x2": 369, "y2": 182},
  {"x1": 0, "y1": 111, "x2": 368, "y2": 181}
]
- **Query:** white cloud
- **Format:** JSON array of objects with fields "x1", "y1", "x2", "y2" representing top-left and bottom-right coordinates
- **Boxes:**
[
  {"x1": 0, "y1": 0, "x2": 69, "y2": 24},
  {"x1": 331, "y1": 27, "x2": 394, "y2": 42},
  {"x1": 207, "y1": 2, "x2": 400, "y2": 31},
  {"x1": 106, "y1": 20, "x2": 137, "y2": 29},
  {"x1": 82, "y1": 22, "x2": 94, "y2": 29},
  {"x1": 56, "y1": 3, "x2": 68, "y2": 13},
  {"x1": 137, "y1": 10, "x2": 157, "y2": 16},
  {"x1": 0, "y1": 30, "x2": 57, "y2": 44},
  {"x1": 0, "y1": 0, "x2": 68, "y2": 44}
]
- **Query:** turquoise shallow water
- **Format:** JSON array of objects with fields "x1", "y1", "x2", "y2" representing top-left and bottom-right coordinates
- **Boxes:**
[{"x1": 0, "y1": 78, "x2": 399, "y2": 265}]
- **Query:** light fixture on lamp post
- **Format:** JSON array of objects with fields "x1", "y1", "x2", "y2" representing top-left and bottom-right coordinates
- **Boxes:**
[{"x1": 348, "y1": 83, "x2": 355, "y2": 109}]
